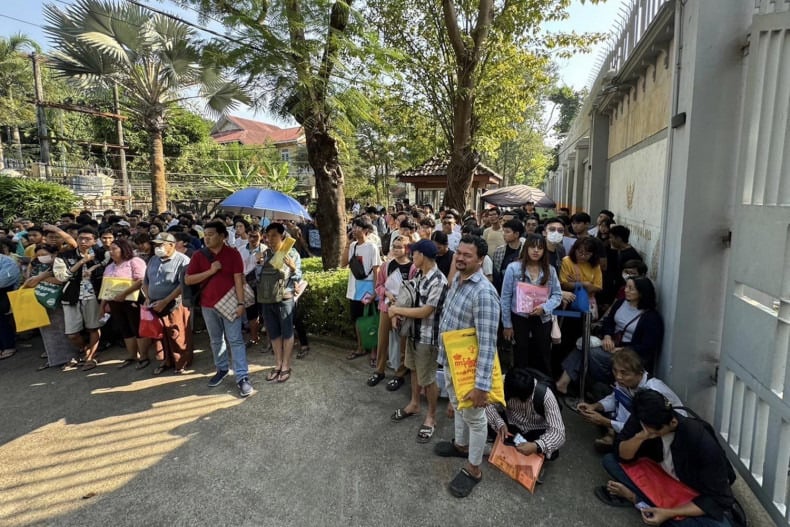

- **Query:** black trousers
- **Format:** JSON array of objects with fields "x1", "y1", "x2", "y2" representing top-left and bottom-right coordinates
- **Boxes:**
[{"x1": 511, "y1": 312, "x2": 552, "y2": 376}]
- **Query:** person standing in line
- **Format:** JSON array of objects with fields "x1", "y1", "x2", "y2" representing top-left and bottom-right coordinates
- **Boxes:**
[
  {"x1": 433, "y1": 235, "x2": 500, "y2": 498},
  {"x1": 185, "y1": 220, "x2": 253, "y2": 398},
  {"x1": 143, "y1": 232, "x2": 193, "y2": 374}
]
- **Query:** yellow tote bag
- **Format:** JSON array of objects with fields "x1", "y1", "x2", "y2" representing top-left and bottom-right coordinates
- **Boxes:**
[
  {"x1": 7, "y1": 288, "x2": 51, "y2": 332},
  {"x1": 441, "y1": 327, "x2": 505, "y2": 410},
  {"x1": 98, "y1": 277, "x2": 137, "y2": 301}
]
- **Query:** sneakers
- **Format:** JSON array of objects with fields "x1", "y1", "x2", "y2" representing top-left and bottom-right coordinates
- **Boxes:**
[
  {"x1": 208, "y1": 369, "x2": 229, "y2": 387},
  {"x1": 238, "y1": 377, "x2": 253, "y2": 398}
]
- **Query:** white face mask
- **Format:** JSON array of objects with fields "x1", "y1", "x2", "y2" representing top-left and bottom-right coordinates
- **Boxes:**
[
  {"x1": 546, "y1": 231, "x2": 564, "y2": 244},
  {"x1": 38, "y1": 255, "x2": 53, "y2": 264},
  {"x1": 154, "y1": 246, "x2": 167, "y2": 258}
]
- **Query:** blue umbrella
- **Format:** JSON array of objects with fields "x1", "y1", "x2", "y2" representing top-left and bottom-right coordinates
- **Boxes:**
[{"x1": 220, "y1": 187, "x2": 312, "y2": 221}]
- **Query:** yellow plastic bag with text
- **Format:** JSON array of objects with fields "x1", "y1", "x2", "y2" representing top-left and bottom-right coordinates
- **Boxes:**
[
  {"x1": 98, "y1": 277, "x2": 137, "y2": 301},
  {"x1": 7, "y1": 288, "x2": 51, "y2": 332},
  {"x1": 441, "y1": 328, "x2": 505, "y2": 410}
]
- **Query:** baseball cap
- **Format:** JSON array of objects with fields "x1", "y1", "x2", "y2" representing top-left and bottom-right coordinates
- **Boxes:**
[
  {"x1": 410, "y1": 239, "x2": 438, "y2": 259},
  {"x1": 152, "y1": 232, "x2": 176, "y2": 244}
]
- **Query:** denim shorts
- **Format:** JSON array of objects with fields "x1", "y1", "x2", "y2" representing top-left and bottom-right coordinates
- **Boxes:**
[{"x1": 261, "y1": 298, "x2": 295, "y2": 340}]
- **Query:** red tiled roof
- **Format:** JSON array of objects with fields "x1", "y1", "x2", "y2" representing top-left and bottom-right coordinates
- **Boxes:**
[{"x1": 211, "y1": 115, "x2": 303, "y2": 145}]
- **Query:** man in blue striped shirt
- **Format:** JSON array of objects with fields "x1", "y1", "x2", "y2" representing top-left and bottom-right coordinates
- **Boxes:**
[{"x1": 434, "y1": 235, "x2": 501, "y2": 498}]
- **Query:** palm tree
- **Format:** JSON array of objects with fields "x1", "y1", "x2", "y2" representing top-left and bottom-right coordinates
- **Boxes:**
[
  {"x1": 0, "y1": 34, "x2": 41, "y2": 168},
  {"x1": 43, "y1": 0, "x2": 248, "y2": 212}
]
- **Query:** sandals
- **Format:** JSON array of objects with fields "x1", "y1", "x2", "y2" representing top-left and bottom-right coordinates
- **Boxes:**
[
  {"x1": 417, "y1": 424, "x2": 435, "y2": 443},
  {"x1": 0, "y1": 349, "x2": 16, "y2": 360},
  {"x1": 594, "y1": 485, "x2": 633, "y2": 508},
  {"x1": 154, "y1": 363, "x2": 172, "y2": 375},
  {"x1": 391, "y1": 408, "x2": 418, "y2": 421},
  {"x1": 367, "y1": 372, "x2": 385, "y2": 387},
  {"x1": 385, "y1": 376, "x2": 405, "y2": 391},
  {"x1": 277, "y1": 369, "x2": 291, "y2": 383},
  {"x1": 117, "y1": 358, "x2": 136, "y2": 369},
  {"x1": 346, "y1": 350, "x2": 369, "y2": 360},
  {"x1": 266, "y1": 369, "x2": 281, "y2": 382},
  {"x1": 433, "y1": 440, "x2": 468, "y2": 458},
  {"x1": 296, "y1": 346, "x2": 310, "y2": 359},
  {"x1": 448, "y1": 468, "x2": 482, "y2": 498},
  {"x1": 81, "y1": 359, "x2": 98, "y2": 371},
  {"x1": 136, "y1": 359, "x2": 151, "y2": 370}
]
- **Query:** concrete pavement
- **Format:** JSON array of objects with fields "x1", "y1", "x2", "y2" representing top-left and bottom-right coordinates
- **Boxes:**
[{"x1": 0, "y1": 333, "x2": 773, "y2": 527}]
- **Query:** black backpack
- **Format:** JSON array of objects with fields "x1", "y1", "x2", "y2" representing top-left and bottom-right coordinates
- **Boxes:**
[
  {"x1": 672, "y1": 406, "x2": 748, "y2": 527},
  {"x1": 525, "y1": 367, "x2": 562, "y2": 418},
  {"x1": 182, "y1": 247, "x2": 214, "y2": 308}
]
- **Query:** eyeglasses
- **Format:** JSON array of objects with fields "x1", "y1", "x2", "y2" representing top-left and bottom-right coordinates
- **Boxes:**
[
  {"x1": 392, "y1": 245, "x2": 404, "y2": 249},
  {"x1": 575, "y1": 249, "x2": 591, "y2": 256}
]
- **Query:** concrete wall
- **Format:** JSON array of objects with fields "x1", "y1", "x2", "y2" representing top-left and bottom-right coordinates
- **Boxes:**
[
  {"x1": 656, "y1": 0, "x2": 752, "y2": 418},
  {"x1": 608, "y1": 133, "x2": 668, "y2": 279},
  {"x1": 608, "y1": 45, "x2": 674, "y2": 158}
]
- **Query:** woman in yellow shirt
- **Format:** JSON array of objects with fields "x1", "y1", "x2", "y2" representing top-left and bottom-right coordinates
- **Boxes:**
[{"x1": 559, "y1": 238, "x2": 603, "y2": 296}]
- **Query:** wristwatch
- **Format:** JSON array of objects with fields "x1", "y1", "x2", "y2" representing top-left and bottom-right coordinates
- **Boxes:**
[{"x1": 236, "y1": 302, "x2": 244, "y2": 306}]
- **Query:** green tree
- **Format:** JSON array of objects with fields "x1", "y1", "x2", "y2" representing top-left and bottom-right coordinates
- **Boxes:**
[
  {"x1": 185, "y1": 0, "x2": 379, "y2": 268},
  {"x1": 43, "y1": 0, "x2": 248, "y2": 213},
  {"x1": 368, "y1": 1, "x2": 603, "y2": 211},
  {"x1": 547, "y1": 85, "x2": 586, "y2": 172},
  {"x1": 0, "y1": 34, "x2": 40, "y2": 165}
]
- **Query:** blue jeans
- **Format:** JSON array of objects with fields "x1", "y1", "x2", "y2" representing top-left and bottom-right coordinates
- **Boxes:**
[
  {"x1": 561, "y1": 346, "x2": 615, "y2": 385},
  {"x1": 601, "y1": 454, "x2": 732, "y2": 527},
  {"x1": 202, "y1": 307, "x2": 248, "y2": 379}
]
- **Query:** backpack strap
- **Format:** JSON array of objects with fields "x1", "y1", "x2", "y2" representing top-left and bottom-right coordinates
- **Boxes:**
[{"x1": 533, "y1": 382, "x2": 547, "y2": 418}]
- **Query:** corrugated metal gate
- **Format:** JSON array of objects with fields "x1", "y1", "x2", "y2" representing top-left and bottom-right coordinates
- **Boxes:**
[{"x1": 715, "y1": 1, "x2": 790, "y2": 524}]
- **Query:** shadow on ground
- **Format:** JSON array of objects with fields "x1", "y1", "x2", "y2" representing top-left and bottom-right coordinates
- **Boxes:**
[{"x1": 0, "y1": 333, "x2": 773, "y2": 527}]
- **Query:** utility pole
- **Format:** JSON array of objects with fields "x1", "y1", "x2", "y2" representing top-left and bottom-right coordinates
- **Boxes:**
[
  {"x1": 31, "y1": 53, "x2": 51, "y2": 178},
  {"x1": 113, "y1": 83, "x2": 128, "y2": 201}
]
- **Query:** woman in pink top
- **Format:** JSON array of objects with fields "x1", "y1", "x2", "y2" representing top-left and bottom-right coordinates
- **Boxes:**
[{"x1": 101, "y1": 238, "x2": 148, "y2": 369}]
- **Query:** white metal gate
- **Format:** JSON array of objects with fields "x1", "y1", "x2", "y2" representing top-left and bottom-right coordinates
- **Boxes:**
[{"x1": 715, "y1": 1, "x2": 790, "y2": 524}]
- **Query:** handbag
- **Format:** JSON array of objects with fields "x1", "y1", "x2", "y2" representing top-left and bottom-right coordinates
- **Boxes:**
[
  {"x1": 34, "y1": 281, "x2": 63, "y2": 310},
  {"x1": 139, "y1": 306, "x2": 164, "y2": 339},
  {"x1": 550, "y1": 315, "x2": 562, "y2": 344},
  {"x1": 7, "y1": 288, "x2": 50, "y2": 332},
  {"x1": 569, "y1": 282, "x2": 590, "y2": 313},
  {"x1": 348, "y1": 244, "x2": 369, "y2": 280},
  {"x1": 613, "y1": 312, "x2": 643, "y2": 346},
  {"x1": 355, "y1": 303, "x2": 379, "y2": 351}
]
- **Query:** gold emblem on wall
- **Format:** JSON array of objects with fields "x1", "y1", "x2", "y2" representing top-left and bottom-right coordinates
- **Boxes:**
[{"x1": 626, "y1": 182, "x2": 635, "y2": 210}]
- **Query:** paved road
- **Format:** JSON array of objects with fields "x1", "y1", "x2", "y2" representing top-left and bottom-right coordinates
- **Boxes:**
[{"x1": 0, "y1": 334, "x2": 772, "y2": 527}]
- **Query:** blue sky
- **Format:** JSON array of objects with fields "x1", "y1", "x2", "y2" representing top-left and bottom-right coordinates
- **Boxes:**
[{"x1": 1, "y1": 0, "x2": 628, "y2": 121}]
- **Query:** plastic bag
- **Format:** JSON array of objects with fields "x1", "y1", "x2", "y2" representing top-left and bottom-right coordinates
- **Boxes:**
[
  {"x1": 7, "y1": 288, "x2": 50, "y2": 332},
  {"x1": 138, "y1": 306, "x2": 163, "y2": 339},
  {"x1": 441, "y1": 328, "x2": 505, "y2": 410},
  {"x1": 355, "y1": 303, "x2": 379, "y2": 351}
]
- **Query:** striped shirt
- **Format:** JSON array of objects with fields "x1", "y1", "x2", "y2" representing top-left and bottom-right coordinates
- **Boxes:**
[
  {"x1": 485, "y1": 381, "x2": 566, "y2": 457},
  {"x1": 412, "y1": 265, "x2": 448, "y2": 346},
  {"x1": 438, "y1": 268, "x2": 501, "y2": 392}
]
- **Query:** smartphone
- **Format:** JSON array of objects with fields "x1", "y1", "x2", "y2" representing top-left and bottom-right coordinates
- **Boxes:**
[
  {"x1": 513, "y1": 433, "x2": 527, "y2": 446},
  {"x1": 635, "y1": 501, "x2": 653, "y2": 517}
]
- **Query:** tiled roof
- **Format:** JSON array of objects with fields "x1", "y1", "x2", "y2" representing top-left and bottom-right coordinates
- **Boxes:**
[
  {"x1": 211, "y1": 115, "x2": 303, "y2": 145},
  {"x1": 397, "y1": 155, "x2": 502, "y2": 181}
]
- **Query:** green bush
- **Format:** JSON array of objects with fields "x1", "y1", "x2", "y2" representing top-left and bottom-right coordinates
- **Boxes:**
[
  {"x1": 299, "y1": 267, "x2": 354, "y2": 338},
  {"x1": 0, "y1": 176, "x2": 79, "y2": 223},
  {"x1": 300, "y1": 257, "x2": 325, "y2": 274}
]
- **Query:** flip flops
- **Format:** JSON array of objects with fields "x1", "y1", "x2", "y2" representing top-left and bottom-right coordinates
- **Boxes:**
[
  {"x1": 433, "y1": 440, "x2": 468, "y2": 458},
  {"x1": 417, "y1": 424, "x2": 435, "y2": 443},
  {"x1": 594, "y1": 485, "x2": 633, "y2": 508},
  {"x1": 391, "y1": 408, "x2": 418, "y2": 421}
]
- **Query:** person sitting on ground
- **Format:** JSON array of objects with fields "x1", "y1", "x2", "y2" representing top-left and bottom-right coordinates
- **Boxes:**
[
  {"x1": 577, "y1": 349, "x2": 682, "y2": 452},
  {"x1": 388, "y1": 239, "x2": 448, "y2": 444},
  {"x1": 595, "y1": 389, "x2": 739, "y2": 527},
  {"x1": 485, "y1": 367, "x2": 565, "y2": 460},
  {"x1": 558, "y1": 276, "x2": 663, "y2": 392}
]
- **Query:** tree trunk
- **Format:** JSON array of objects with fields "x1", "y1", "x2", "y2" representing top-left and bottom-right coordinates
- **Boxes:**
[
  {"x1": 149, "y1": 128, "x2": 167, "y2": 213},
  {"x1": 305, "y1": 125, "x2": 346, "y2": 270},
  {"x1": 12, "y1": 126, "x2": 22, "y2": 161},
  {"x1": 443, "y1": 57, "x2": 478, "y2": 212}
]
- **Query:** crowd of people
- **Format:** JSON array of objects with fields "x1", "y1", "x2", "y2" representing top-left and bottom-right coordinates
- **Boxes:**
[{"x1": 0, "y1": 202, "x2": 745, "y2": 524}]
